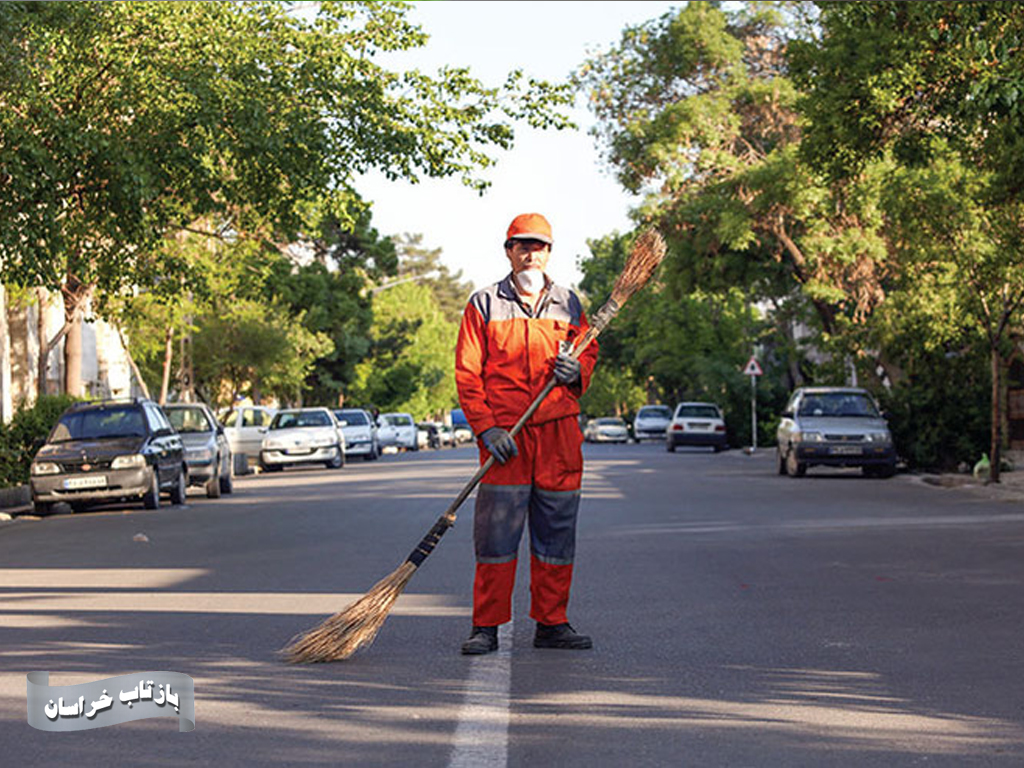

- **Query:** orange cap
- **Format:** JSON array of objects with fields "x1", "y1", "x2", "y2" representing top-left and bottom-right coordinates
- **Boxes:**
[{"x1": 506, "y1": 213, "x2": 553, "y2": 244}]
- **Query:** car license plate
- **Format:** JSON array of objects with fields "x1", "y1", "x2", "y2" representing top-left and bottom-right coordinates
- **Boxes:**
[
  {"x1": 830, "y1": 445, "x2": 862, "y2": 456},
  {"x1": 687, "y1": 422, "x2": 710, "y2": 430},
  {"x1": 286, "y1": 447, "x2": 312, "y2": 455},
  {"x1": 63, "y1": 475, "x2": 107, "y2": 490}
]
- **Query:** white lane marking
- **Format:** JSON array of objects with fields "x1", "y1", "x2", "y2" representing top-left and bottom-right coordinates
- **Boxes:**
[{"x1": 449, "y1": 622, "x2": 513, "y2": 768}]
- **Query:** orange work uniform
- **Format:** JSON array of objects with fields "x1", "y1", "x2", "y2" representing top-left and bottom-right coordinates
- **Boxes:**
[{"x1": 455, "y1": 274, "x2": 598, "y2": 626}]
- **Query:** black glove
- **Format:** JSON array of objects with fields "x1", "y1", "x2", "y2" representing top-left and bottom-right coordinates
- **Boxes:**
[
  {"x1": 479, "y1": 427, "x2": 518, "y2": 464},
  {"x1": 553, "y1": 352, "x2": 581, "y2": 386}
]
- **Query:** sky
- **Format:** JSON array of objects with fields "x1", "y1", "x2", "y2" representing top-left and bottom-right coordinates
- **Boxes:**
[{"x1": 352, "y1": 1, "x2": 683, "y2": 292}]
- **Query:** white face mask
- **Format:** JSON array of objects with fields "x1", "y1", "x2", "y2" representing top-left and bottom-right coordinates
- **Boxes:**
[{"x1": 515, "y1": 268, "x2": 546, "y2": 296}]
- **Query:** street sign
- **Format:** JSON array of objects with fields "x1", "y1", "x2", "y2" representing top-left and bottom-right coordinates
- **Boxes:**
[{"x1": 743, "y1": 357, "x2": 763, "y2": 377}]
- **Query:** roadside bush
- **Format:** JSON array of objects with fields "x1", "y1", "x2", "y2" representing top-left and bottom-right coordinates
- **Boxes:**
[
  {"x1": 0, "y1": 395, "x2": 79, "y2": 488},
  {"x1": 878, "y1": 348, "x2": 990, "y2": 472}
]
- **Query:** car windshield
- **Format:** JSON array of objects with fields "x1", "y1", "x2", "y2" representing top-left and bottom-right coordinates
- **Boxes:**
[
  {"x1": 166, "y1": 407, "x2": 213, "y2": 433},
  {"x1": 385, "y1": 415, "x2": 412, "y2": 427},
  {"x1": 272, "y1": 411, "x2": 332, "y2": 429},
  {"x1": 596, "y1": 418, "x2": 625, "y2": 426},
  {"x1": 798, "y1": 392, "x2": 880, "y2": 418},
  {"x1": 677, "y1": 405, "x2": 719, "y2": 418},
  {"x1": 336, "y1": 410, "x2": 368, "y2": 426},
  {"x1": 51, "y1": 407, "x2": 146, "y2": 442},
  {"x1": 639, "y1": 406, "x2": 672, "y2": 419}
]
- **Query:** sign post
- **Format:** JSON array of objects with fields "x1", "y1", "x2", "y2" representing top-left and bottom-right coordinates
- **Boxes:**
[{"x1": 742, "y1": 356, "x2": 763, "y2": 452}]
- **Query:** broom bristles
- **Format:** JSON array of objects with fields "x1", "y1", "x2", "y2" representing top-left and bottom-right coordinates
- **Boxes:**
[
  {"x1": 610, "y1": 228, "x2": 667, "y2": 307},
  {"x1": 280, "y1": 560, "x2": 417, "y2": 663}
]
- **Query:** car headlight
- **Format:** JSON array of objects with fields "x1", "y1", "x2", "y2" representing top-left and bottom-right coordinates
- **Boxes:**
[
  {"x1": 31, "y1": 462, "x2": 61, "y2": 476},
  {"x1": 187, "y1": 447, "x2": 213, "y2": 461},
  {"x1": 111, "y1": 454, "x2": 146, "y2": 470},
  {"x1": 866, "y1": 431, "x2": 891, "y2": 443},
  {"x1": 264, "y1": 439, "x2": 283, "y2": 450},
  {"x1": 795, "y1": 431, "x2": 824, "y2": 443},
  {"x1": 311, "y1": 438, "x2": 335, "y2": 448}
]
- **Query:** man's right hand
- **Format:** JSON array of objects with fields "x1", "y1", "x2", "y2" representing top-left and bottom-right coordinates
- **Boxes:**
[{"x1": 479, "y1": 427, "x2": 518, "y2": 464}]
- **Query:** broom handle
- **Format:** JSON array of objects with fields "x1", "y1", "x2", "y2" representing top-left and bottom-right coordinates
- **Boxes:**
[{"x1": 405, "y1": 298, "x2": 620, "y2": 567}]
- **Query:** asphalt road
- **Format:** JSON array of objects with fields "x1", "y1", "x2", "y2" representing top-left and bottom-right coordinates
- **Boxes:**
[{"x1": 3, "y1": 441, "x2": 1024, "y2": 766}]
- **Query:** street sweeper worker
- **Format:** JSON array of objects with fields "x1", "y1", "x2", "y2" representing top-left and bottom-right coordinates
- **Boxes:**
[{"x1": 454, "y1": 212, "x2": 599, "y2": 655}]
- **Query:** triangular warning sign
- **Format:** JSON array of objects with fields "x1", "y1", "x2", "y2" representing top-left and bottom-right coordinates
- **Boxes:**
[{"x1": 743, "y1": 357, "x2": 763, "y2": 376}]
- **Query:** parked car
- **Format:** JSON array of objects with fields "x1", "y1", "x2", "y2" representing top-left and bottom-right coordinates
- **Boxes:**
[
  {"x1": 776, "y1": 386, "x2": 896, "y2": 478},
  {"x1": 378, "y1": 412, "x2": 418, "y2": 451},
  {"x1": 333, "y1": 408, "x2": 380, "y2": 461},
  {"x1": 451, "y1": 408, "x2": 474, "y2": 443},
  {"x1": 259, "y1": 407, "x2": 345, "y2": 471},
  {"x1": 633, "y1": 404, "x2": 673, "y2": 441},
  {"x1": 666, "y1": 402, "x2": 728, "y2": 452},
  {"x1": 584, "y1": 417, "x2": 630, "y2": 443},
  {"x1": 29, "y1": 398, "x2": 187, "y2": 514},
  {"x1": 220, "y1": 405, "x2": 276, "y2": 473},
  {"x1": 163, "y1": 402, "x2": 233, "y2": 498}
]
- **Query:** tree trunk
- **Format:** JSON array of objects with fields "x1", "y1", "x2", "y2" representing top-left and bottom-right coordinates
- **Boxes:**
[
  {"x1": 115, "y1": 325, "x2": 151, "y2": 400},
  {"x1": 36, "y1": 288, "x2": 50, "y2": 397},
  {"x1": 61, "y1": 276, "x2": 92, "y2": 398},
  {"x1": 64, "y1": 314, "x2": 84, "y2": 397},
  {"x1": 159, "y1": 326, "x2": 174, "y2": 405},
  {"x1": 990, "y1": 345, "x2": 1003, "y2": 483}
]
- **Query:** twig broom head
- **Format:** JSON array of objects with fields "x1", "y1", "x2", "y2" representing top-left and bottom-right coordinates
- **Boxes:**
[
  {"x1": 280, "y1": 560, "x2": 417, "y2": 663},
  {"x1": 610, "y1": 228, "x2": 667, "y2": 308}
]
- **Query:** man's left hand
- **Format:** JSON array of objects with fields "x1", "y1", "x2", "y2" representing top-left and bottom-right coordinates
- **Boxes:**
[{"x1": 553, "y1": 352, "x2": 581, "y2": 386}]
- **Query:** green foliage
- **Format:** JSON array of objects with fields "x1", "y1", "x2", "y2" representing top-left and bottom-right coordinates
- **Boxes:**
[
  {"x1": 392, "y1": 233, "x2": 475, "y2": 323},
  {"x1": 0, "y1": 394, "x2": 79, "y2": 487},
  {"x1": 878, "y1": 344, "x2": 991, "y2": 471},
  {"x1": 0, "y1": 0, "x2": 573, "y2": 366},
  {"x1": 348, "y1": 281, "x2": 459, "y2": 418},
  {"x1": 579, "y1": 366, "x2": 647, "y2": 420},
  {"x1": 192, "y1": 298, "x2": 333, "y2": 408}
]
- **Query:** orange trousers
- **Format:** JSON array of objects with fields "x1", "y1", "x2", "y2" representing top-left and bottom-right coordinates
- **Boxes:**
[{"x1": 472, "y1": 416, "x2": 583, "y2": 626}]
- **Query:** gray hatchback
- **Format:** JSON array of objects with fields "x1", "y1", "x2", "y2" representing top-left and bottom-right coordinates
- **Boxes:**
[{"x1": 776, "y1": 387, "x2": 896, "y2": 478}]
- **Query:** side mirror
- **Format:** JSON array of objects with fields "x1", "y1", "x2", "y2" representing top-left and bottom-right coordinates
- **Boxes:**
[{"x1": 258, "y1": 427, "x2": 268, "y2": 434}]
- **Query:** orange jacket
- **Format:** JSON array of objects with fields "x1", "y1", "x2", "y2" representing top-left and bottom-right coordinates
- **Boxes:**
[{"x1": 456, "y1": 275, "x2": 599, "y2": 435}]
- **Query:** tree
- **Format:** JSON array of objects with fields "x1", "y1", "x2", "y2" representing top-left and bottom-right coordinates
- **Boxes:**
[
  {"x1": 0, "y1": 1, "x2": 573, "y2": 395},
  {"x1": 574, "y1": 2, "x2": 890, "y2": 362},
  {"x1": 348, "y1": 281, "x2": 459, "y2": 418},
  {"x1": 392, "y1": 233, "x2": 475, "y2": 323},
  {"x1": 790, "y1": 1, "x2": 1024, "y2": 479}
]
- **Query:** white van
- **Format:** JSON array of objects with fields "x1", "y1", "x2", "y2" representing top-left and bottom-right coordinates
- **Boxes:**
[{"x1": 377, "y1": 412, "x2": 418, "y2": 451}]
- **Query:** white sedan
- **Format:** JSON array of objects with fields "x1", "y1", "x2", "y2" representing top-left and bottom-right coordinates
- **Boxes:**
[
  {"x1": 583, "y1": 417, "x2": 630, "y2": 443},
  {"x1": 259, "y1": 408, "x2": 345, "y2": 471}
]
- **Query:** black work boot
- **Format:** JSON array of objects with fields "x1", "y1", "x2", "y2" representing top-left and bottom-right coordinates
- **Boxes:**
[
  {"x1": 533, "y1": 622, "x2": 593, "y2": 650},
  {"x1": 461, "y1": 625, "x2": 498, "y2": 655}
]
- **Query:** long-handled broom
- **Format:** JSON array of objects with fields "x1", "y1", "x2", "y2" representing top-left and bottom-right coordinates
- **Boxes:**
[{"x1": 280, "y1": 227, "x2": 667, "y2": 663}]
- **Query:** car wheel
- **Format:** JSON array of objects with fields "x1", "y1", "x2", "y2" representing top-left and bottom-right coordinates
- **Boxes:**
[
  {"x1": 206, "y1": 462, "x2": 222, "y2": 498},
  {"x1": 142, "y1": 469, "x2": 161, "y2": 510},
  {"x1": 666, "y1": 438, "x2": 676, "y2": 453},
  {"x1": 170, "y1": 467, "x2": 187, "y2": 505},
  {"x1": 777, "y1": 447, "x2": 787, "y2": 475},
  {"x1": 785, "y1": 448, "x2": 806, "y2": 478},
  {"x1": 33, "y1": 501, "x2": 55, "y2": 516},
  {"x1": 325, "y1": 445, "x2": 343, "y2": 469},
  {"x1": 219, "y1": 458, "x2": 234, "y2": 494},
  {"x1": 70, "y1": 501, "x2": 90, "y2": 514}
]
